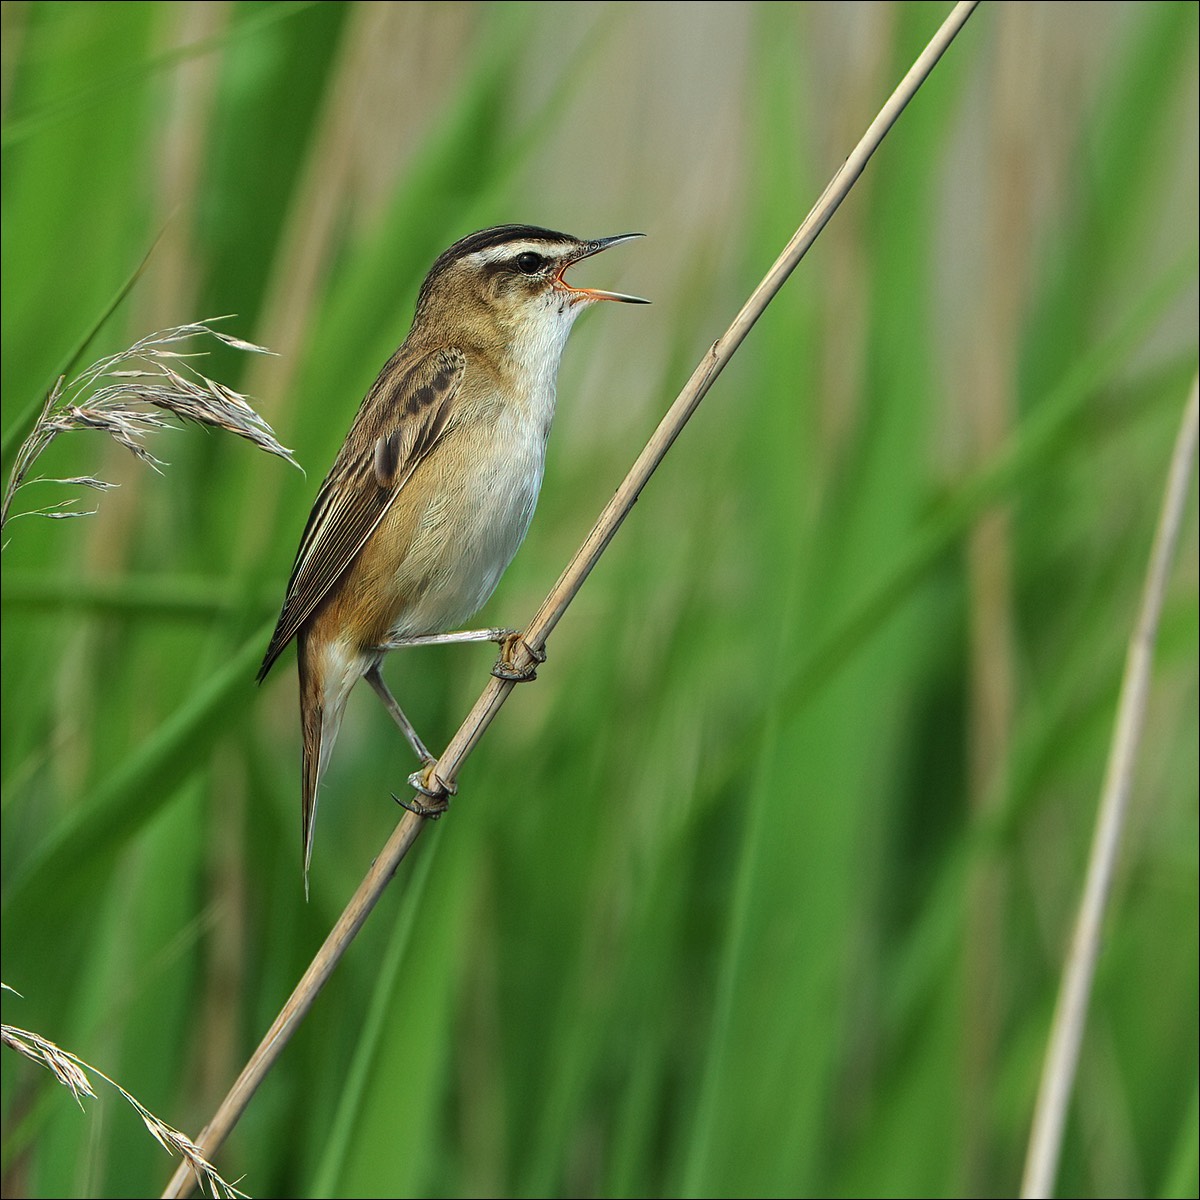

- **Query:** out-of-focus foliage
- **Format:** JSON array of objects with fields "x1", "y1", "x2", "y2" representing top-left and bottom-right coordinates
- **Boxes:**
[{"x1": 2, "y1": 4, "x2": 1195, "y2": 1197}]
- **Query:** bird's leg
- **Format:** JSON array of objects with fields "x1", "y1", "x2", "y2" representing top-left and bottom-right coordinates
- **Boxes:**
[
  {"x1": 364, "y1": 665, "x2": 435, "y2": 766},
  {"x1": 378, "y1": 627, "x2": 518, "y2": 650},
  {"x1": 491, "y1": 631, "x2": 546, "y2": 682},
  {"x1": 365, "y1": 665, "x2": 456, "y2": 817}
]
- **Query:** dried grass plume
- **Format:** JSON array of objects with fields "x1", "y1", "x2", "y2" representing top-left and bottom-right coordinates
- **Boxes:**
[
  {"x1": 2, "y1": 994, "x2": 248, "y2": 1199},
  {"x1": 1, "y1": 318, "x2": 297, "y2": 534}
]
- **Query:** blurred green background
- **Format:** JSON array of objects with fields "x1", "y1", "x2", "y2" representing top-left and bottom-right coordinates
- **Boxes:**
[{"x1": 2, "y1": 2, "x2": 1196, "y2": 1197}]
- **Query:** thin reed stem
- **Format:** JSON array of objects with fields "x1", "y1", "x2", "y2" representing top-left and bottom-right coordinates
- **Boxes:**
[{"x1": 1020, "y1": 373, "x2": 1199, "y2": 1198}]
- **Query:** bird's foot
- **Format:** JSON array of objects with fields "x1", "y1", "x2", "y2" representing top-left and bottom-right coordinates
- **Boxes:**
[
  {"x1": 491, "y1": 632, "x2": 546, "y2": 682},
  {"x1": 396, "y1": 759, "x2": 456, "y2": 818}
]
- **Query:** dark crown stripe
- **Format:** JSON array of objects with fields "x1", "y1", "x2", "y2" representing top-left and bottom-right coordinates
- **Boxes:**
[
  {"x1": 416, "y1": 224, "x2": 576, "y2": 312},
  {"x1": 439, "y1": 224, "x2": 573, "y2": 262}
]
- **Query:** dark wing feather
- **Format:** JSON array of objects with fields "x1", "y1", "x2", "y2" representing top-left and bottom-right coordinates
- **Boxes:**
[{"x1": 257, "y1": 346, "x2": 465, "y2": 680}]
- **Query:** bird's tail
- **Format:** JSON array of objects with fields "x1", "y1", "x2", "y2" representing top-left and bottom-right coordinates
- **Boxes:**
[{"x1": 297, "y1": 635, "x2": 355, "y2": 897}]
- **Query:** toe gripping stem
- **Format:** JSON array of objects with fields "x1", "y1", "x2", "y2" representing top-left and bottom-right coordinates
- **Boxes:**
[
  {"x1": 492, "y1": 632, "x2": 546, "y2": 682},
  {"x1": 395, "y1": 760, "x2": 457, "y2": 819}
]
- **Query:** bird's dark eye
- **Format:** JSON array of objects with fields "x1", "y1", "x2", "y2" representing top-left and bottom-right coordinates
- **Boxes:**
[{"x1": 514, "y1": 251, "x2": 543, "y2": 275}]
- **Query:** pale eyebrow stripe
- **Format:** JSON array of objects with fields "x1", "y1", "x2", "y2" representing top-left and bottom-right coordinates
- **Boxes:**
[{"x1": 468, "y1": 240, "x2": 570, "y2": 267}]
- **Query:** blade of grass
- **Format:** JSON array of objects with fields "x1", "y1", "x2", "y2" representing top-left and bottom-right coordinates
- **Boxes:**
[
  {"x1": 309, "y1": 835, "x2": 440, "y2": 1194},
  {"x1": 0, "y1": 229, "x2": 165, "y2": 470},
  {"x1": 1, "y1": 624, "x2": 270, "y2": 950},
  {"x1": 0, "y1": 1, "x2": 317, "y2": 148},
  {"x1": 1160, "y1": 1082, "x2": 1200, "y2": 1200},
  {"x1": 0, "y1": 572, "x2": 265, "y2": 620},
  {"x1": 779, "y1": 250, "x2": 1198, "y2": 717}
]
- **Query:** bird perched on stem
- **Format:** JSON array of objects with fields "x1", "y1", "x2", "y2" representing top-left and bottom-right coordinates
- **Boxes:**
[{"x1": 258, "y1": 225, "x2": 646, "y2": 889}]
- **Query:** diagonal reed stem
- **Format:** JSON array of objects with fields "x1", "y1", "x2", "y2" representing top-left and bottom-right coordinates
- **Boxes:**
[
  {"x1": 162, "y1": 4, "x2": 980, "y2": 1194},
  {"x1": 1020, "y1": 373, "x2": 1199, "y2": 1199}
]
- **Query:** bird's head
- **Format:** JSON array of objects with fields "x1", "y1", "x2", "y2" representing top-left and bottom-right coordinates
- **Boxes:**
[{"x1": 412, "y1": 225, "x2": 647, "y2": 352}]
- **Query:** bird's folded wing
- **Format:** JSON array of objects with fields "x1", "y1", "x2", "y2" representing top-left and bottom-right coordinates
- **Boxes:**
[{"x1": 257, "y1": 346, "x2": 465, "y2": 680}]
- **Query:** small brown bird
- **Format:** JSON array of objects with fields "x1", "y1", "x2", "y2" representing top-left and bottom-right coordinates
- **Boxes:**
[{"x1": 258, "y1": 225, "x2": 646, "y2": 886}]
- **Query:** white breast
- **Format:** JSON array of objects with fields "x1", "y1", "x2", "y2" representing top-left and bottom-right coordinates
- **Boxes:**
[{"x1": 390, "y1": 292, "x2": 581, "y2": 637}]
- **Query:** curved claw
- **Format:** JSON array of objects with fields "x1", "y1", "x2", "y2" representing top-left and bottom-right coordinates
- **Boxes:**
[
  {"x1": 395, "y1": 761, "x2": 456, "y2": 818},
  {"x1": 492, "y1": 632, "x2": 546, "y2": 682},
  {"x1": 394, "y1": 790, "x2": 449, "y2": 819}
]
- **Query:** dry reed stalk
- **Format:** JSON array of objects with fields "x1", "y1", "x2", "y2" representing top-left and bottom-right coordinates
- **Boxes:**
[
  {"x1": 1020, "y1": 374, "x2": 1199, "y2": 1198},
  {"x1": 161, "y1": 4, "x2": 981, "y2": 1195},
  {"x1": 962, "y1": 6, "x2": 1034, "y2": 1182}
]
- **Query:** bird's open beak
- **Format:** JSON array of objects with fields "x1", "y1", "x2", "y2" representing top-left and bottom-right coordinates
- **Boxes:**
[{"x1": 557, "y1": 233, "x2": 650, "y2": 304}]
